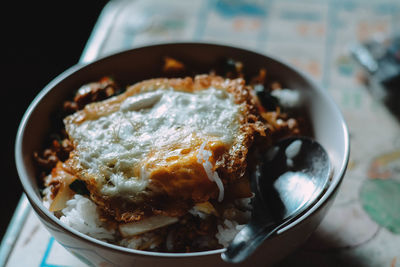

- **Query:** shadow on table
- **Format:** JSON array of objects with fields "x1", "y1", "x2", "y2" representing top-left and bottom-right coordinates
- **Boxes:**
[
  {"x1": 355, "y1": 69, "x2": 400, "y2": 125},
  {"x1": 276, "y1": 230, "x2": 372, "y2": 267},
  {"x1": 370, "y1": 81, "x2": 400, "y2": 124}
]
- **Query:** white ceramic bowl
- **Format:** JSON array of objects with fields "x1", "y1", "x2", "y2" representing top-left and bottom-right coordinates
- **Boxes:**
[{"x1": 15, "y1": 43, "x2": 349, "y2": 267}]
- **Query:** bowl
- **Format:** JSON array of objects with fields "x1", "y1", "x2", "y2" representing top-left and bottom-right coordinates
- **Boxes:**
[{"x1": 15, "y1": 42, "x2": 349, "y2": 266}]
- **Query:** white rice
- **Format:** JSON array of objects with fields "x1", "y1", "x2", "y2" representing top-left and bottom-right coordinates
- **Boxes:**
[
  {"x1": 197, "y1": 141, "x2": 224, "y2": 202},
  {"x1": 216, "y1": 219, "x2": 245, "y2": 247},
  {"x1": 42, "y1": 175, "x2": 53, "y2": 209},
  {"x1": 188, "y1": 207, "x2": 209, "y2": 220},
  {"x1": 42, "y1": 187, "x2": 52, "y2": 209},
  {"x1": 271, "y1": 89, "x2": 301, "y2": 108},
  {"x1": 49, "y1": 193, "x2": 252, "y2": 249},
  {"x1": 216, "y1": 196, "x2": 253, "y2": 247},
  {"x1": 234, "y1": 195, "x2": 253, "y2": 210},
  {"x1": 60, "y1": 194, "x2": 115, "y2": 241}
]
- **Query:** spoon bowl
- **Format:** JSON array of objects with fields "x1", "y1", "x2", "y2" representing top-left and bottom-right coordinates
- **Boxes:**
[
  {"x1": 222, "y1": 137, "x2": 331, "y2": 263},
  {"x1": 15, "y1": 43, "x2": 349, "y2": 267}
]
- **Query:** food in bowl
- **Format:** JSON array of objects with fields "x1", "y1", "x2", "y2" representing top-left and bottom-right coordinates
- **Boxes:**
[{"x1": 34, "y1": 58, "x2": 308, "y2": 253}]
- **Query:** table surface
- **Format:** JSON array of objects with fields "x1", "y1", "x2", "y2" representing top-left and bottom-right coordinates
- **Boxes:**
[{"x1": 2, "y1": 0, "x2": 400, "y2": 266}]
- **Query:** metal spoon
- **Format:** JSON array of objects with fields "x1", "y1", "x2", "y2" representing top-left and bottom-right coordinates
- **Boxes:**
[{"x1": 221, "y1": 136, "x2": 331, "y2": 263}]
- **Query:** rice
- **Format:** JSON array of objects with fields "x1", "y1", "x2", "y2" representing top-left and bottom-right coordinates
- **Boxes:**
[
  {"x1": 188, "y1": 207, "x2": 209, "y2": 220},
  {"x1": 42, "y1": 175, "x2": 53, "y2": 209},
  {"x1": 216, "y1": 196, "x2": 253, "y2": 247},
  {"x1": 197, "y1": 141, "x2": 224, "y2": 202},
  {"x1": 216, "y1": 219, "x2": 245, "y2": 247},
  {"x1": 271, "y1": 89, "x2": 301, "y2": 108},
  {"x1": 60, "y1": 194, "x2": 115, "y2": 241},
  {"x1": 53, "y1": 194, "x2": 253, "y2": 249}
]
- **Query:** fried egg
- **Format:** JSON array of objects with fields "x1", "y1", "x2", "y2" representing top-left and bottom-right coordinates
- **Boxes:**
[{"x1": 64, "y1": 75, "x2": 262, "y2": 222}]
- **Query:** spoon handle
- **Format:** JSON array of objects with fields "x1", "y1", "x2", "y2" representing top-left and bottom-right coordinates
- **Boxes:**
[{"x1": 221, "y1": 221, "x2": 281, "y2": 263}]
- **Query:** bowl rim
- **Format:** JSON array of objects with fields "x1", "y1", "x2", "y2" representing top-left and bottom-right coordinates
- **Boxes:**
[{"x1": 15, "y1": 41, "x2": 350, "y2": 258}]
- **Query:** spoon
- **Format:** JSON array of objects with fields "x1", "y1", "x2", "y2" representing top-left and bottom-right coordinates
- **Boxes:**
[{"x1": 221, "y1": 136, "x2": 331, "y2": 263}]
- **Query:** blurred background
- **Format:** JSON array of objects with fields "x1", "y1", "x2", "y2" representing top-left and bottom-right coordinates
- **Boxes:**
[{"x1": 1, "y1": 1, "x2": 109, "y2": 239}]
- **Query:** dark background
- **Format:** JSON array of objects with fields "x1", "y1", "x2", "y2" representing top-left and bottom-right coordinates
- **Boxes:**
[{"x1": 1, "y1": 1, "x2": 109, "y2": 239}]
